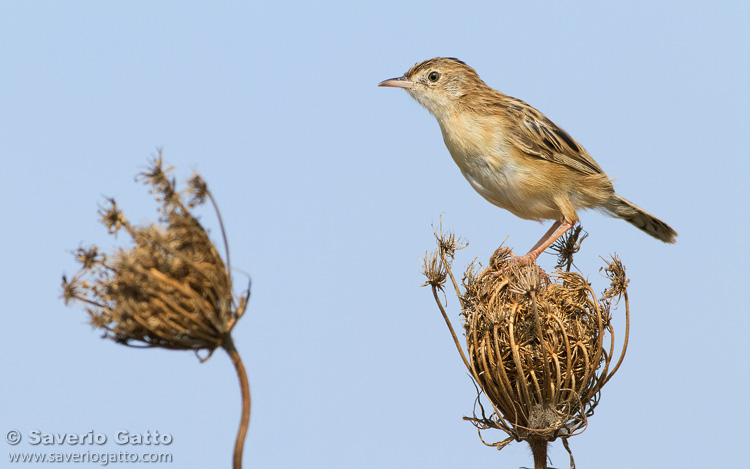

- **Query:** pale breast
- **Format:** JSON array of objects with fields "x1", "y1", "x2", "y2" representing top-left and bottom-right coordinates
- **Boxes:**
[
  {"x1": 438, "y1": 112, "x2": 561, "y2": 220},
  {"x1": 439, "y1": 116, "x2": 562, "y2": 221},
  {"x1": 458, "y1": 156, "x2": 561, "y2": 221}
]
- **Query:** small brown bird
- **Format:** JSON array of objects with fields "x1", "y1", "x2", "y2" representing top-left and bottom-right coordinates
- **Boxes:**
[{"x1": 379, "y1": 57, "x2": 676, "y2": 263}]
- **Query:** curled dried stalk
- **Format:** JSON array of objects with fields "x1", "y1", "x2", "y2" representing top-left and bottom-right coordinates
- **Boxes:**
[
  {"x1": 422, "y1": 226, "x2": 629, "y2": 469},
  {"x1": 62, "y1": 152, "x2": 251, "y2": 469}
]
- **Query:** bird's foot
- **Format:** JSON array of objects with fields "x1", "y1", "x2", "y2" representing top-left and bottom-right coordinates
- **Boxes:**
[
  {"x1": 509, "y1": 253, "x2": 538, "y2": 266},
  {"x1": 484, "y1": 247, "x2": 538, "y2": 278},
  {"x1": 487, "y1": 247, "x2": 514, "y2": 273}
]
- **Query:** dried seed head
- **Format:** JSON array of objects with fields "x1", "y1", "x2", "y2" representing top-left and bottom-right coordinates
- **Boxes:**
[
  {"x1": 187, "y1": 173, "x2": 209, "y2": 207},
  {"x1": 99, "y1": 198, "x2": 126, "y2": 235},
  {"x1": 62, "y1": 153, "x2": 248, "y2": 357},
  {"x1": 600, "y1": 254, "x2": 629, "y2": 302},
  {"x1": 467, "y1": 258, "x2": 627, "y2": 442},
  {"x1": 551, "y1": 226, "x2": 588, "y2": 272},
  {"x1": 74, "y1": 246, "x2": 101, "y2": 270},
  {"x1": 424, "y1": 225, "x2": 629, "y2": 467},
  {"x1": 421, "y1": 249, "x2": 448, "y2": 290},
  {"x1": 432, "y1": 219, "x2": 467, "y2": 261}
]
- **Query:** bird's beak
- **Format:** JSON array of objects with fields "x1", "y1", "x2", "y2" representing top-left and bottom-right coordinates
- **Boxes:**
[{"x1": 378, "y1": 76, "x2": 414, "y2": 89}]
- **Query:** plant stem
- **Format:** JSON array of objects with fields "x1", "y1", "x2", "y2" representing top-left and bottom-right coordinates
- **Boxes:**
[
  {"x1": 528, "y1": 437, "x2": 548, "y2": 469},
  {"x1": 223, "y1": 335, "x2": 250, "y2": 469}
]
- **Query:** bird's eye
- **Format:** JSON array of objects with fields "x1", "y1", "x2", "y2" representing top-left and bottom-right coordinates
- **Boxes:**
[{"x1": 428, "y1": 71, "x2": 440, "y2": 82}]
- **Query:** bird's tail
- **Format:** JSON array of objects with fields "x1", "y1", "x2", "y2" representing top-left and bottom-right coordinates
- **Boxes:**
[{"x1": 604, "y1": 195, "x2": 677, "y2": 243}]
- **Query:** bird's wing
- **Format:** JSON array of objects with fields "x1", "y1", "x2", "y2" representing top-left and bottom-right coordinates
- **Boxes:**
[{"x1": 504, "y1": 98, "x2": 604, "y2": 175}]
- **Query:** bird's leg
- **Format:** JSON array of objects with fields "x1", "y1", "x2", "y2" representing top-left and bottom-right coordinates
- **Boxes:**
[
  {"x1": 513, "y1": 219, "x2": 574, "y2": 265},
  {"x1": 528, "y1": 220, "x2": 563, "y2": 253}
]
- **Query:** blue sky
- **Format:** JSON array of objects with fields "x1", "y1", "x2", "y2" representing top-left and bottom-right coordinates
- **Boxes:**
[{"x1": 2, "y1": 1, "x2": 748, "y2": 467}]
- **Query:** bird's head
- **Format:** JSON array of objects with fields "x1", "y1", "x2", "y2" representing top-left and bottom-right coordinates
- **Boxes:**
[{"x1": 378, "y1": 57, "x2": 487, "y2": 119}]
